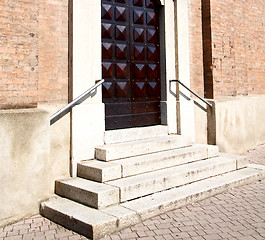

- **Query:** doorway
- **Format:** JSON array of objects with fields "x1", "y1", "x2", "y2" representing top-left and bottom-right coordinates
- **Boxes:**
[{"x1": 101, "y1": 0, "x2": 161, "y2": 130}]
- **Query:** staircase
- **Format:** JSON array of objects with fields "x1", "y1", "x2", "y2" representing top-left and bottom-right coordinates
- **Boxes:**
[{"x1": 41, "y1": 133, "x2": 265, "y2": 239}]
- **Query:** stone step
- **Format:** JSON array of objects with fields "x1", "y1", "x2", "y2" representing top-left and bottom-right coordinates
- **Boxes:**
[
  {"x1": 104, "y1": 125, "x2": 169, "y2": 144},
  {"x1": 95, "y1": 134, "x2": 193, "y2": 161},
  {"x1": 107, "y1": 156, "x2": 239, "y2": 202},
  {"x1": 114, "y1": 144, "x2": 218, "y2": 178},
  {"x1": 58, "y1": 151, "x2": 245, "y2": 209},
  {"x1": 121, "y1": 164, "x2": 265, "y2": 221},
  {"x1": 78, "y1": 144, "x2": 219, "y2": 182},
  {"x1": 41, "y1": 164, "x2": 265, "y2": 240},
  {"x1": 77, "y1": 160, "x2": 122, "y2": 183},
  {"x1": 55, "y1": 178, "x2": 119, "y2": 209},
  {"x1": 41, "y1": 197, "x2": 118, "y2": 240}
]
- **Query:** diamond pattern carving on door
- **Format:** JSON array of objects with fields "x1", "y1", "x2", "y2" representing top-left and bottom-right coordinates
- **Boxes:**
[
  {"x1": 147, "y1": 12, "x2": 158, "y2": 25},
  {"x1": 116, "y1": 25, "x2": 127, "y2": 40},
  {"x1": 116, "y1": 44, "x2": 127, "y2": 59},
  {"x1": 148, "y1": 82, "x2": 159, "y2": 97},
  {"x1": 134, "y1": 10, "x2": 144, "y2": 24},
  {"x1": 115, "y1": 7, "x2": 127, "y2": 21},
  {"x1": 134, "y1": 0, "x2": 144, "y2": 7},
  {"x1": 116, "y1": 63, "x2": 127, "y2": 78},
  {"x1": 102, "y1": 24, "x2": 113, "y2": 39},
  {"x1": 147, "y1": 29, "x2": 158, "y2": 43},
  {"x1": 148, "y1": 64, "x2": 159, "y2": 78},
  {"x1": 116, "y1": 82, "x2": 128, "y2": 97},
  {"x1": 102, "y1": 62, "x2": 113, "y2": 78},
  {"x1": 134, "y1": 28, "x2": 145, "y2": 42},
  {"x1": 102, "y1": 43, "x2": 112, "y2": 59},
  {"x1": 102, "y1": 0, "x2": 161, "y2": 130},
  {"x1": 102, "y1": 82, "x2": 114, "y2": 98},
  {"x1": 135, "y1": 82, "x2": 147, "y2": 97},
  {"x1": 102, "y1": 4, "x2": 112, "y2": 20},
  {"x1": 148, "y1": 46, "x2": 159, "y2": 61},
  {"x1": 134, "y1": 46, "x2": 145, "y2": 60}
]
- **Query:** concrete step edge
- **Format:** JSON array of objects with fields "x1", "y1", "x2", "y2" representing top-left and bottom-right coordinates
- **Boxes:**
[
  {"x1": 95, "y1": 134, "x2": 193, "y2": 161},
  {"x1": 58, "y1": 154, "x2": 247, "y2": 208},
  {"x1": 115, "y1": 144, "x2": 211, "y2": 178},
  {"x1": 40, "y1": 165, "x2": 265, "y2": 240},
  {"x1": 120, "y1": 165, "x2": 265, "y2": 222},
  {"x1": 40, "y1": 197, "x2": 118, "y2": 240},
  {"x1": 78, "y1": 144, "x2": 218, "y2": 182},
  {"x1": 77, "y1": 160, "x2": 122, "y2": 183},
  {"x1": 55, "y1": 178, "x2": 120, "y2": 209},
  {"x1": 104, "y1": 125, "x2": 169, "y2": 144},
  {"x1": 107, "y1": 156, "x2": 238, "y2": 202}
]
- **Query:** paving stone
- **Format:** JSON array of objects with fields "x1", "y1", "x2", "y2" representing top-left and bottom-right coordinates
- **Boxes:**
[
  {"x1": 4, "y1": 236, "x2": 21, "y2": 240},
  {"x1": 137, "y1": 237, "x2": 155, "y2": 240}
]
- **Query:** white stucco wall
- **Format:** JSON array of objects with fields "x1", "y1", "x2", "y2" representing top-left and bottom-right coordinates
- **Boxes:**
[
  {"x1": 72, "y1": 0, "x2": 105, "y2": 175},
  {"x1": 175, "y1": 0, "x2": 195, "y2": 140}
]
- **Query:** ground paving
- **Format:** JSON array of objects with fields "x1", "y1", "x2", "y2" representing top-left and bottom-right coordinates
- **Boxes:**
[{"x1": 1, "y1": 145, "x2": 264, "y2": 240}]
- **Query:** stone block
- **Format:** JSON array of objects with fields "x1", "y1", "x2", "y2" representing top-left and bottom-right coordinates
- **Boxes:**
[
  {"x1": 114, "y1": 144, "x2": 208, "y2": 177},
  {"x1": 100, "y1": 205, "x2": 140, "y2": 231},
  {"x1": 95, "y1": 135, "x2": 192, "y2": 161},
  {"x1": 77, "y1": 160, "x2": 121, "y2": 182},
  {"x1": 107, "y1": 157, "x2": 236, "y2": 202},
  {"x1": 41, "y1": 197, "x2": 117, "y2": 240},
  {"x1": 207, "y1": 144, "x2": 219, "y2": 158},
  {"x1": 55, "y1": 178, "x2": 119, "y2": 209}
]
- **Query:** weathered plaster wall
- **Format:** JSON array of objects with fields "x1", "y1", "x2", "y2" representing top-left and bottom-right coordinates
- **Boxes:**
[
  {"x1": 208, "y1": 95, "x2": 265, "y2": 154},
  {"x1": 193, "y1": 100, "x2": 208, "y2": 144},
  {"x1": 39, "y1": 104, "x2": 70, "y2": 179},
  {"x1": 0, "y1": 109, "x2": 51, "y2": 227},
  {"x1": 0, "y1": 107, "x2": 69, "y2": 227}
]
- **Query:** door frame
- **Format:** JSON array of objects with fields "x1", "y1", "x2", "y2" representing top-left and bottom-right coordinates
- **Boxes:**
[{"x1": 70, "y1": 0, "x2": 194, "y2": 175}]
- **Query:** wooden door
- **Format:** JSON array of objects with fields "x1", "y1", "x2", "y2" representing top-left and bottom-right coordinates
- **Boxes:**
[{"x1": 102, "y1": 0, "x2": 161, "y2": 130}]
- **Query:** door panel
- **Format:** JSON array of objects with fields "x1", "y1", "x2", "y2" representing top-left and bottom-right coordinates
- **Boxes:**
[{"x1": 102, "y1": 0, "x2": 161, "y2": 130}]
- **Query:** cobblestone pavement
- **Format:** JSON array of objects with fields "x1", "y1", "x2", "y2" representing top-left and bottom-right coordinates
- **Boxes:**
[{"x1": 1, "y1": 145, "x2": 264, "y2": 240}]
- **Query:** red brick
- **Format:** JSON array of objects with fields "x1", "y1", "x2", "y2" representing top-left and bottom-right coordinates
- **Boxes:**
[
  {"x1": 189, "y1": 0, "x2": 265, "y2": 98},
  {"x1": 0, "y1": 0, "x2": 68, "y2": 108}
]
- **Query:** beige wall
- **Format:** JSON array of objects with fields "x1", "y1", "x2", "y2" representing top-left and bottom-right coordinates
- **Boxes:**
[
  {"x1": 194, "y1": 95, "x2": 265, "y2": 154},
  {"x1": 0, "y1": 108, "x2": 70, "y2": 227},
  {"x1": 40, "y1": 104, "x2": 70, "y2": 178},
  {"x1": 210, "y1": 95, "x2": 265, "y2": 154},
  {"x1": 193, "y1": 99, "x2": 208, "y2": 144}
]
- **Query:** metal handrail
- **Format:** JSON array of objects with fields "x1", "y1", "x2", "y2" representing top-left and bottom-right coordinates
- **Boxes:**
[
  {"x1": 50, "y1": 79, "x2": 105, "y2": 125},
  {"x1": 170, "y1": 79, "x2": 212, "y2": 107}
]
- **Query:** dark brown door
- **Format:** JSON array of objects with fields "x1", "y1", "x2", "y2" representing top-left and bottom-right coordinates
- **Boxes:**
[{"x1": 102, "y1": 0, "x2": 161, "y2": 130}]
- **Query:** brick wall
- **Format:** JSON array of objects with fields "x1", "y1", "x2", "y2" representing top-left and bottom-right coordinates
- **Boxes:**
[
  {"x1": 211, "y1": 0, "x2": 265, "y2": 98},
  {"x1": 0, "y1": 0, "x2": 68, "y2": 109},
  {"x1": 38, "y1": 0, "x2": 68, "y2": 103},
  {"x1": 188, "y1": 0, "x2": 204, "y2": 97},
  {"x1": 189, "y1": 0, "x2": 265, "y2": 99},
  {"x1": 2, "y1": 0, "x2": 264, "y2": 109}
]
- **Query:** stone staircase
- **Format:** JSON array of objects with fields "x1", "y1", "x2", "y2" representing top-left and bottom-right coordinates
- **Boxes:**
[{"x1": 40, "y1": 133, "x2": 265, "y2": 239}]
